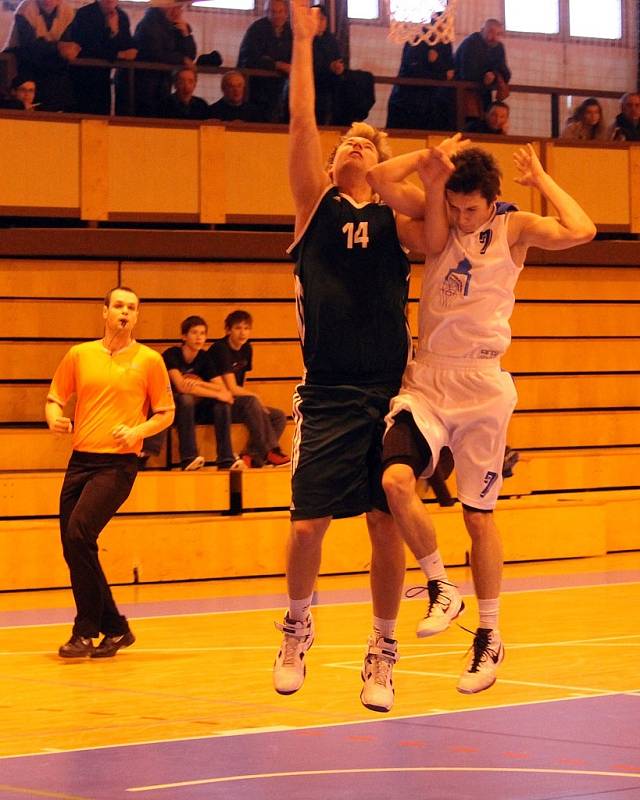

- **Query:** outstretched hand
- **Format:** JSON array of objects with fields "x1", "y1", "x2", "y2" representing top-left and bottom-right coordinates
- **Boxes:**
[
  {"x1": 513, "y1": 143, "x2": 546, "y2": 187},
  {"x1": 291, "y1": 0, "x2": 321, "y2": 41},
  {"x1": 437, "y1": 131, "x2": 471, "y2": 160},
  {"x1": 417, "y1": 133, "x2": 470, "y2": 184}
]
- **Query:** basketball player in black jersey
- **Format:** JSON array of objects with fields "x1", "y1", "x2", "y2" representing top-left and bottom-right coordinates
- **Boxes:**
[{"x1": 272, "y1": 0, "x2": 427, "y2": 713}]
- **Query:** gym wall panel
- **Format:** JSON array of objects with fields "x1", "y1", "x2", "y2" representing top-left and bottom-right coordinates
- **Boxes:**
[
  {"x1": 223, "y1": 129, "x2": 294, "y2": 219},
  {"x1": 107, "y1": 125, "x2": 200, "y2": 215},
  {"x1": 121, "y1": 261, "x2": 295, "y2": 299},
  {"x1": 550, "y1": 143, "x2": 630, "y2": 226},
  {"x1": 0, "y1": 260, "x2": 119, "y2": 298},
  {"x1": 0, "y1": 118, "x2": 79, "y2": 210}
]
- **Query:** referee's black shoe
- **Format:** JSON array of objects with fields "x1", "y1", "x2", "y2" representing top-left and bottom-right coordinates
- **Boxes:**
[
  {"x1": 91, "y1": 630, "x2": 136, "y2": 658},
  {"x1": 58, "y1": 634, "x2": 94, "y2": 658}
]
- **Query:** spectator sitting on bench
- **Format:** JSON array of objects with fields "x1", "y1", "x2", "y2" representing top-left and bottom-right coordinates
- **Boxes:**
[
  {"x1": 160, "y1": 65, "x2": 209, "y2": 119},
  {"x1": 142, "y1": 315, "x2": 244, "y2": 470},
  {"x1": 0, "y1": 74, "x2": 37, "y2": 109},
  {"x1": 210, "y1": 309, "x2": 290, "y2": 468}
]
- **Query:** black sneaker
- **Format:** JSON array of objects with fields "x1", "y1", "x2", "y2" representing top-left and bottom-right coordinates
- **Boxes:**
[
  {"x1": 91, "y1": 630, "x2": 136, "y2": 659},
  {"x1": 59, "y1": 634, "x2": 94, "y2": 659}
]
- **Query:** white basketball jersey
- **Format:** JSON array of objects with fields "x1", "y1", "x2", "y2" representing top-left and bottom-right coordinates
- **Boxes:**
[{"x1": 418, "y1": 203, "x2": 522, "y2": 360}]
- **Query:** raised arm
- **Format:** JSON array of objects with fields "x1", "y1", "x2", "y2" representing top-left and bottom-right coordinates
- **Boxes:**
[
  {"x1": 366, "y1": 150, "x2": 428, "y2": 218},
  {"x1": 509, "y1": 144, "x2": 597, "y2": 251},
  {"x1": 289, "y1": 0, "x2": 330, "y2": 234},
  {"x1": 416, "y1": 147, "x2": 454, "y2": 258},
  {"x1": 415, "y1": 133, "x2": 471, "y2": 257}
]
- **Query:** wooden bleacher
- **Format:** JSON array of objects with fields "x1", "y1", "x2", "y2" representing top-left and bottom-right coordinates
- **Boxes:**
[{"x1": 0, "y1": 235, "x2": 639, "y2": 591}]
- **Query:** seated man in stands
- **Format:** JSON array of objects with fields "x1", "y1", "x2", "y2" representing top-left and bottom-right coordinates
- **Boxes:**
[
  {"x1": 208, "y1": 70, "x2": 264, "y2": 122},
  {"x1": 608, "y1": 92, "x2": 640, "y2": 141},
  {"x1": 464, "y1": 100, "x2": 510, "y2": 135},
  {"x1": 0, "y1": 75, "x2": 37, "y2": 109},
  {"x1": 160, "y1": 65, "x2": 209, "y2": 119},
  {"x1": 237, "y1": 0, "x2": 292, "y2": 122},
  {"x1": 4, "y1": 0, "x2": 77, "y2": 111},
  {"x1": 64, "y1": 0, "x2": 136, "y2": 115},
  {"x1": 209, "y1": 310, "x2": 290, "y2": 468},
  {"x1": 143, "y1": 315, "x2": 243, "y2": 470},
  {"x1": 121, "y1": 0, "x2": 196, "y2": 117}
]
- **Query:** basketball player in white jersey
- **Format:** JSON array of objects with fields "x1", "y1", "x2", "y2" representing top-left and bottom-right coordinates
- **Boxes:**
[
  {"x1": 272, "y1": 0, "x2": 427, "y2": 713},
  {"x1": 369, "y1": 140, "x2": 596, "y2": 693}
]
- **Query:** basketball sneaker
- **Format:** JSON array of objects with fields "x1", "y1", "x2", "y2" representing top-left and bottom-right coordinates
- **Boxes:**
[
  {"x1": 360, "y1": 634, "x2": 399, "y2": 713},
  {"x1": 457, "y1": 627, "x2": 504, "y2": 694},
  {"x1": 273, "y1": 614, "x2": 314, "y2": 695},
  {"x1": 414, "y1": 580, "x2": 464, "y2": 637}
]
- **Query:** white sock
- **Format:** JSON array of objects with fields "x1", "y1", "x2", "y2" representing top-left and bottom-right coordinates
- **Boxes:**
[
  {"x1": 287, "y1": 594, "x2": 314, "y2": 623},
  {"x1": 418, "y1": 549, "x2": 448, "y2": 583},
  {"x1": 373, "y1": 616, "x2": 397, "y2": 640},
  {"x1": 478, "y1": 598, "x2": 500, "y2": 634}
]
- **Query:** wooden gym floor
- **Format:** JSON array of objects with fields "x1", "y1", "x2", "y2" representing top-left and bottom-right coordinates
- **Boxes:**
[{"x1": 0, "y1": 552, "x2": 638, "y2": 799}]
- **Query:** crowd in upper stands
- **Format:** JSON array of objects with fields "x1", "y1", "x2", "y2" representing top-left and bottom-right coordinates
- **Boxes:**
[{"x1": 0, "y1": 0, "x2": 638, "y2": 141}]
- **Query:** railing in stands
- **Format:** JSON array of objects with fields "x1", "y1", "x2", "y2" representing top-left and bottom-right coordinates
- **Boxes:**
[{"x1": 0, "y1": 51, "x2": 623, "y2": 136}]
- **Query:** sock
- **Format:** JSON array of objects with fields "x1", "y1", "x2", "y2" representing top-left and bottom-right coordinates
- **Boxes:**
[
  {"x1": 478, "y1": 597, "x2": 500, "y2": 634},
  {"x1": 418, "y1": 549, "x2": 448, "y2": 583},
  {"x1": 287, "y1": 594, "x2": 314, "y2": 623},
  {"x1": 373, "y1": 616, "x2": 397, "y2": 640}
]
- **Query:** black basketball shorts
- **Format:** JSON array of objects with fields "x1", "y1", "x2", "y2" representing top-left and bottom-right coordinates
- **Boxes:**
[{"x1": 290, "y1": 382, "x2": 398, "y2": 520}]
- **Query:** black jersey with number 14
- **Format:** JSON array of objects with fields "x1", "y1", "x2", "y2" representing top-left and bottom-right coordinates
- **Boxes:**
[{"x1": 288, "y1": 186, "x2": 411, "y2": 387}]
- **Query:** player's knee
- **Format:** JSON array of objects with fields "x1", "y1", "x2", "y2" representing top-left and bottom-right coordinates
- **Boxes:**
[
  {"x1": 291, "y1": 517, "x2": 329, "y2": 545},
  {"x1": 382, "y1": 462, "x2": 416, "y2": 507},
  {"x1": 366, "y1": 509, "x2": 401, "y2": 547},
  {"x1": 462, "y1": 504, "x2": 493, "y2": 537}
]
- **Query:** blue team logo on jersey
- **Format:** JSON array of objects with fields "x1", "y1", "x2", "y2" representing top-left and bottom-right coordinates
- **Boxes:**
[
  {"x1": 479, "y1": 229, "x2": 492, "y2": 254},
  {"x1": 441, "y1": 258, "x2": 472, "y2": 306}
]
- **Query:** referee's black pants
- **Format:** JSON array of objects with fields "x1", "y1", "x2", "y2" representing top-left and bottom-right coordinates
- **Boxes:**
[{"x1": 59, "y1": 451, "x2": 137, "y2": 639}]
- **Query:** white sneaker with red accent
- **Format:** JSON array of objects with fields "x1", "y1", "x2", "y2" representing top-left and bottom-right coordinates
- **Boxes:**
[
  {"x1": 273, "y1": 614, "x2": 314, "y2": 695},
  {"x1": 457, "y1": 627, "x2": 504, "y2": 694},
  {"x1": 360, "y1": 634, "x2": 399, "y2": 713}
]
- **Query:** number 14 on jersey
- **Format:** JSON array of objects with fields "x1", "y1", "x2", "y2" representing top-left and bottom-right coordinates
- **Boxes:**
[{"x1": 342, "y1": 221, "x2": 369, "y2": 249}]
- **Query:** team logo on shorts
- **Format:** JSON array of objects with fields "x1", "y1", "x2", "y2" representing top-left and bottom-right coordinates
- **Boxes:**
[
  {"x1": 441, "y1": 258, "x2": 472, "y2": 307},
  {"x1": 480, "y1": 470, "x2": 499, "y2": 497}
]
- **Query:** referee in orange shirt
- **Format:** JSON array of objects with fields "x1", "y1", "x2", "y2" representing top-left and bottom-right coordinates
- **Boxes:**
[{"x1": 46, "y1": 287, "x2": 175, "y2": 659}]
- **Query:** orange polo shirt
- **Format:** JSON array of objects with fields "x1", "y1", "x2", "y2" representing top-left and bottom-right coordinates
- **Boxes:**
[{"x1": 47, "y1": 340, "x2": 175, "y2": 454}]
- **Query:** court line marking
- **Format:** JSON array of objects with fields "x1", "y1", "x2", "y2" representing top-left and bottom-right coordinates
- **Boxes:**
[
  {"x1": 126, "y1": 766, "x2": 640, "y2": 792},
  {"x1": 2, "y1": 690, "x2": 639, "y2": 762},
  {"x1": 325, "y1": 659, "x2": 628, "y2": 694},
  {"x1": 0, "y1": 785, "x2": 90, "y2": 800},
  {"x1": 1, "y1": 633, "x2": 638, "y2": 658},
  {"x1": 1, "y1": 577, "x2": 639, "y2": 631}
]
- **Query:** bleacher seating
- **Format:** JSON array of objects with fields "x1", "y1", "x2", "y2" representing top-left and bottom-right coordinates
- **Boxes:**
[{"x1": 0, "y1": 235, "x2": 638, "y2": 591}]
